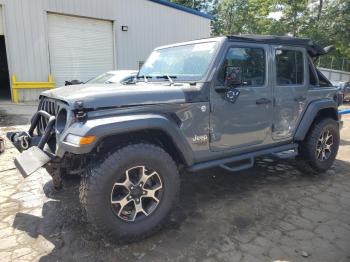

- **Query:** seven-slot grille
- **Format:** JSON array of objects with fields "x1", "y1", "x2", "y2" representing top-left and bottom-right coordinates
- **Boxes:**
[{"x1": 38, "y1": 98, "x2": 61, "y2": 135}]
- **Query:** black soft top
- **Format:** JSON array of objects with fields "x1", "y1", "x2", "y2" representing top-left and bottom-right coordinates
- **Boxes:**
[{"x1": 228, "y1": 35, "x2": 326, "y2": 57}]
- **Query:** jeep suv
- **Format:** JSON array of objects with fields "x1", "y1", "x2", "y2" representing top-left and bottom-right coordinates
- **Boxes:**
[{"x1": 10, "y1": 35, "x2": 341, "y2": 241}]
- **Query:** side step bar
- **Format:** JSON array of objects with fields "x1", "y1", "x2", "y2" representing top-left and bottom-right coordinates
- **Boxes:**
[
  {"x1": 189, "y1": 143, "x2": 298, "y2": 172},
  {"x1": 220, "y1": 158, "x2": 254, "y2": 172},
  {"x1": 272, "y1": 149, "x2": 298, "y2": 159}
]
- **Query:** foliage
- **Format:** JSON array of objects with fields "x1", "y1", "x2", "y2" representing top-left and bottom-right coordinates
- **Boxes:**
[
  {"x1": 169, "y1": 0, "x2": 215, "y2": 12},
  {"x1": 171, "y1": 0, "x2": 350, "y2": 66}
]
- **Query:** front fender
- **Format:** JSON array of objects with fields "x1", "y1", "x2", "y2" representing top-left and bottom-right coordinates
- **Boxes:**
[
  {"x1": 57, "y1": 114, "x2": 194, "y2": 165},
  {"x1": 294, "y1": 99, "x2": 338, "y2": 141}
]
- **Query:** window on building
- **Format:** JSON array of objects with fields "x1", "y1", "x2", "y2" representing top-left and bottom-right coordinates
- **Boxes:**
[
  {"x1": 218, "y1": 47, "x2": 265, "y2": 86},
  {"x1": 276, "y1": 49, "x2": 304, "y2": 85}
]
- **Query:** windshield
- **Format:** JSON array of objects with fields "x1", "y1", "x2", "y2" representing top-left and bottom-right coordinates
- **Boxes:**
[{"x1": 138, "y1": 42, "x2": 218, "y2": 81}]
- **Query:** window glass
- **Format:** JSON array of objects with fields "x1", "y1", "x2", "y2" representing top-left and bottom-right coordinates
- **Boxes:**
[
  {"x1": 218, "y1": 47, "x2": 265, "y2": 86},
  {"x1": 316, "y1": 69, "x2": 332, "y2": 87},
  {"x1": 139, "y1": 42, "x2": 218, "y2": 81},
  {"x1": 309, "y1": 62, "x2": 317, "y2": 86},
  {"x1": 276, "y1": 49, "x2": 304, "y2": 85}
]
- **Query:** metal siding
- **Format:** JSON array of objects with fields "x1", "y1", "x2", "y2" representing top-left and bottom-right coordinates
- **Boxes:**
[
  {"x1": 0, "y1": 0, "x2": 210, "y2": 101},
  {"x1": 115, "y1": 0, "x2": 211, "y2": 69},
  {"x1": 0, "y1": 5, "x2": 3, "y2": 35}
]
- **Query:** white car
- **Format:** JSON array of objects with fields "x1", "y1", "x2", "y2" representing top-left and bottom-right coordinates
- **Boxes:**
[{"x1": 86, "y1": 70, "x2": 138, "y2": 85}]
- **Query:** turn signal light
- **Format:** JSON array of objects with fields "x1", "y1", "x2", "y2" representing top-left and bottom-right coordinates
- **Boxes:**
[
  {"x1": 65, "y1": 134, "x2": 96, "y2": 145},
  {"x1": 79, "y1": 136, "x2": 96, "y2": 145}
]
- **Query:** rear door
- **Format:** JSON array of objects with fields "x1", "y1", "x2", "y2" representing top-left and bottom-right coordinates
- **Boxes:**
[{"x1": 272, "y1": 46, "x2": 308, "y2": 140}]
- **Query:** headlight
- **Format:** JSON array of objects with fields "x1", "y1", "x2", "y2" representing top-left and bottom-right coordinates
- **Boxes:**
[
  {"x1": 56, "y1": 108, "x2": 68, "y2": 134},
  {"x1": 65, "y1": 134, "x2": 96, "y2": 145}
]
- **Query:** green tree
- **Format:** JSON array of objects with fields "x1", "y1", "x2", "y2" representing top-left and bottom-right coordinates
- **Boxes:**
[
  {"x1": 278, "y1": 0, "x2": 309, "y2": 36},
  {"x1": 169, "y1": 0, "x2": 214, "y2": 12},
  {"x1": 301, "y1": 0, "x2": 350, "y2": 67},
  {"x1": 211, "y1": 0, "x2": 279, "y2": 35},
  {"x1": 174, "y1": 0, "x2": 350, "y2": 67}
]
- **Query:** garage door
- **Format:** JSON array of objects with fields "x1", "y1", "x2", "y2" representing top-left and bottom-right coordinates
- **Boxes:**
[{"x1": 48, "y1": 14, "x2": 114, "y2": 87}]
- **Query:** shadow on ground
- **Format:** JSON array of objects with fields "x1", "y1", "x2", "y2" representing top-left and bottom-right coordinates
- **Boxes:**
[
  {"x1": 0, "y1": 108, "x2": 31, "y2": 127},
  {"x1": 11, "y1": 156, "x2": 350, "y2": 262}
]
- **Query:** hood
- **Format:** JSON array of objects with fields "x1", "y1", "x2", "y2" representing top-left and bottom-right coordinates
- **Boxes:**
[{"x1": 41, "y1": 82, "x2": 187, "y2": 109}]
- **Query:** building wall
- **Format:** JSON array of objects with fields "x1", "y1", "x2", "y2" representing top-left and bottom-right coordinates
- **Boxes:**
[{"x1": 0, "y1": 0, "x2": 211, "y2": 101}]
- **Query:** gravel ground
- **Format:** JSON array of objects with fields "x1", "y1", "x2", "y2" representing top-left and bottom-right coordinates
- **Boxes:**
[{"x1": 0, "y1": 104, "x2": 350, "y2": 262}]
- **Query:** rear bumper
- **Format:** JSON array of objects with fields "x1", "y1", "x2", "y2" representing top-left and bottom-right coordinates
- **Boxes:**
[{"x1": 8, "y1": 110, "x2": 56, "y2": 177}]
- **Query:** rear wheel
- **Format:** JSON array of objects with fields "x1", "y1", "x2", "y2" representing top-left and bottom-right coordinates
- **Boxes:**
[
  {"x1": 79, "y1": 143, "x2": 180, "y2": 241},
  {"x1": 298, "y1": 118, "x2": 339, "y2": 172}
]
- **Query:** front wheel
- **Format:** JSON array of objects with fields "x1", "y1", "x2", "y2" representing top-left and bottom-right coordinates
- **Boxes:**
[
  {"x1": 298, "y1": 118, "x2": 340, "y2": 172},
  {"x1": 79, "y1": 143, "x2": 180, "y2": 241}
]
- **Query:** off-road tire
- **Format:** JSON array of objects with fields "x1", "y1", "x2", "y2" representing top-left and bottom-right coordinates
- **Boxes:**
[
  {"x1": 298, "y1": 118, "x2": 339, "y2": 172},
  {"x1": 79, "y1": 143, "x2": 180, "y2": 242}
]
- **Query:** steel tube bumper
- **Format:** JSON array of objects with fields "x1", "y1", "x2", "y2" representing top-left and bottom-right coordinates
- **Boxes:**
[{"x1": 10, "y1": 110, "x2": 56, "y2": 177}]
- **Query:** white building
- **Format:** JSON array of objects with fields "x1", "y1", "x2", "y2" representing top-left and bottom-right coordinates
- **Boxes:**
[{"x1": 0, "y1": 0, "x2": 211, "y2": 102}]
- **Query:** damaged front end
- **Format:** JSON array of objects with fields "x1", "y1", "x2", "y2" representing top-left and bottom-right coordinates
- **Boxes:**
[
  {"x1": 8, "y1": 97, "x2": 96, "y2": 189},
  {"x1": 9, "y1": 109, "x2": 56, "y2": 177},
  {"x1": 8, "y1": 97, "x2": 75, "y2": 184}
]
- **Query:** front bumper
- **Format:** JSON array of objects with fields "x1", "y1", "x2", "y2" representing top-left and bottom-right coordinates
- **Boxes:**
[{"x1": 9, "y1": 110, "x2": 56, "y2": 177}]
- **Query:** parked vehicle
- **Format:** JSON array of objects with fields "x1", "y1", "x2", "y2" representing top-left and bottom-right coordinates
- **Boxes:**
[
  {"x1": 65, "y1": 80, "x2": 84, "y2": 86},
  {"x1": 85, "y1": 70, "x2": 138, "y2": 85},
  {"x1": 64, "y1": 70, "x2": 138, "y2": 86},
  {"x1": 332, "y1": 81, "x2": 350, "y2": 103},
  {"x1": 9, "y1": 35, "x2": 341, "y2": 241},
  {"x1": 343, "y1": 82, "x2": 350, "y2": 102}
]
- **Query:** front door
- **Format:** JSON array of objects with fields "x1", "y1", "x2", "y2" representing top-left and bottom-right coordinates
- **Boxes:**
[
  {"x1": 272, "y1": 46, "x2": 308, "y2": 140},
  {"x1": 210, "y1": 43, "x2": 273, "y2": 151}
]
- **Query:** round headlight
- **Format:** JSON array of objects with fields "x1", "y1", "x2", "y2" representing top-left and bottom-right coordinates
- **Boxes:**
[{"x1": 56, "y1": 109, "x2": 67, "y2": 134}]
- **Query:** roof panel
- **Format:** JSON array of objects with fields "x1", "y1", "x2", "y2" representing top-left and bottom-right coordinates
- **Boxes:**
[{"x1": 228, "y1": 35, "x2": 326, "y2": 57}]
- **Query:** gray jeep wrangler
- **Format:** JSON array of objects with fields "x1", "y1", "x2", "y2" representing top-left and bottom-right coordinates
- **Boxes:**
[{"x1": 10, "y1": 35, "x2": 342, "y2": 241}]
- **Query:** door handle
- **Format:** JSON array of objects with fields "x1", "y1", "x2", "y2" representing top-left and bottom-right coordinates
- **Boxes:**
[
  {"x1": 256, "y1": 98, "x2": 272, "y2": 105},
  {"x1": 294, "y1": 96, "x2": 307, "y2": 102}
]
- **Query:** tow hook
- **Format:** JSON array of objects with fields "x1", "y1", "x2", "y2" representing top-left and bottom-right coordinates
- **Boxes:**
[{"x1": 11, "y1": 132, "x2": 31, "y2": 152}]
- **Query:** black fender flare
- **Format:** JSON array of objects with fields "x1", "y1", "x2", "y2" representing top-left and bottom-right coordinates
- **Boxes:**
[
  {"x1": 294, "y1": 99, "x2": 338, "y2": 141},
  {"x1": 63, "y1": 114, "x2": 195, "y2": 166}
]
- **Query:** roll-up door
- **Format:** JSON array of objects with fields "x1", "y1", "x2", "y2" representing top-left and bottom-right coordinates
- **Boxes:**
[{"x1": 48, "y1": 14, "x2": 114, "y2": 87}]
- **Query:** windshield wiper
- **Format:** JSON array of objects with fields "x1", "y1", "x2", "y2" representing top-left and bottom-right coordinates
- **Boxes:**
[
  {"x1": 156, "y1": 75, "x2": 177, "y2": 85},
  {"x1": 136, "y1": 75, "x2": 153, "y2": 83}
]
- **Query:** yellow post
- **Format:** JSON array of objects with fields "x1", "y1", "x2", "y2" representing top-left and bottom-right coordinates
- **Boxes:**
[
  {"x1": 12, "y1": 74, "x2": 19, "y2": 103},
  {"x1": 11, "y1": 74, "x2": 55, "y2": 103}
]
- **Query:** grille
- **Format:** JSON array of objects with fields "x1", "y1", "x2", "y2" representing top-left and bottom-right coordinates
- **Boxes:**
[{"x1": 38, "y1": 98, "x2": 61, "y2": 135}]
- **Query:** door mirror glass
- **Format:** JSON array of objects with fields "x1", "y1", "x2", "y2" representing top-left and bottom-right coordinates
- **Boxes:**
[{"x1": 224, "y1": 66, "x2": 242, "y2": 87}]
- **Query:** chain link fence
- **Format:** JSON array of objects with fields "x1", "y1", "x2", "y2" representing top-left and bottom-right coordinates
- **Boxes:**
[{"x1": 317, "y1": 56, "x2": 350, "y2": 72}]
